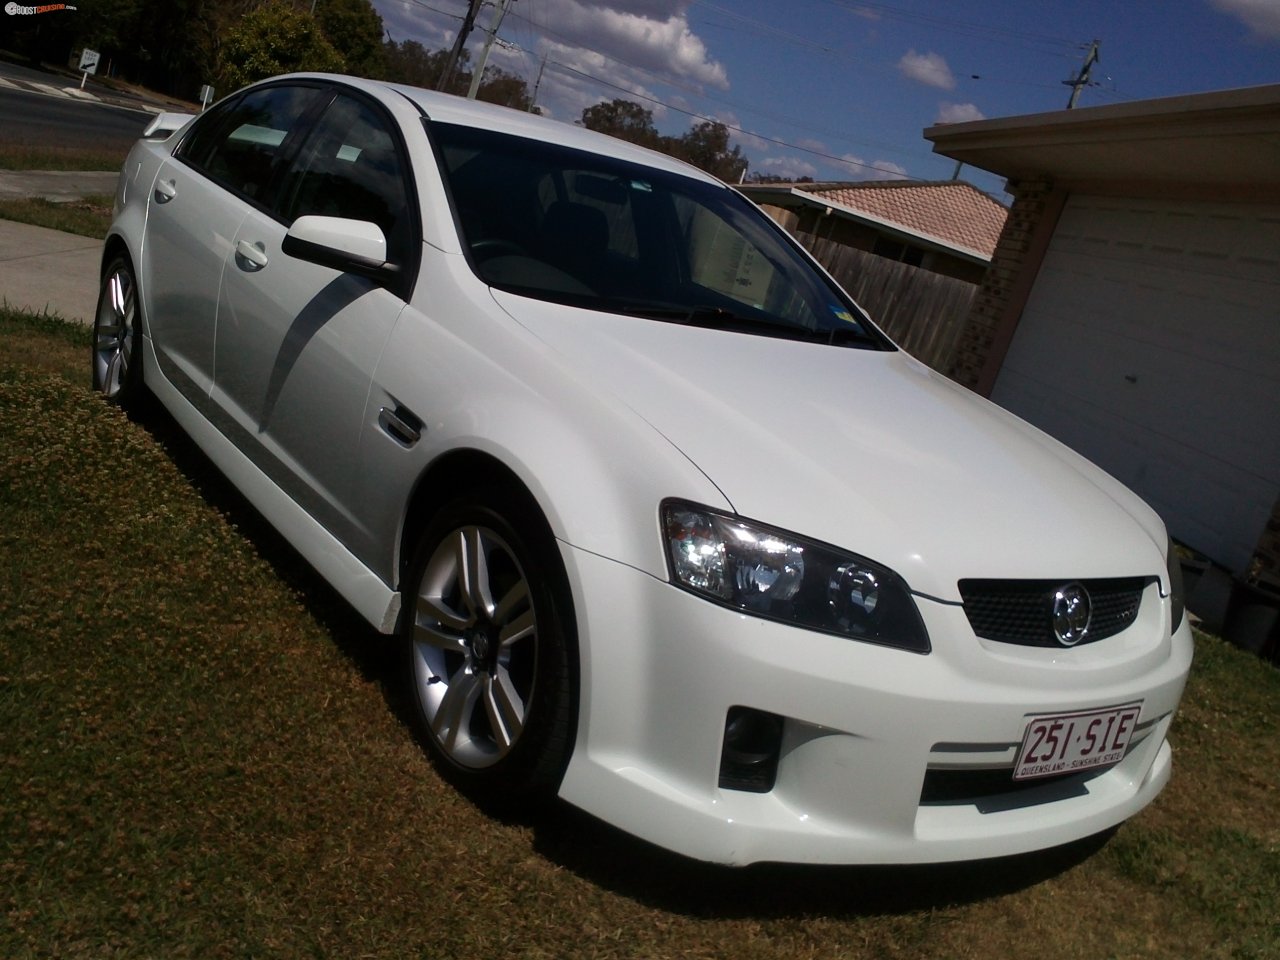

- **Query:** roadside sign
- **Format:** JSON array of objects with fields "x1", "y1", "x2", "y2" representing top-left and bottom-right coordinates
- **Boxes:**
[
  {"x1": 78, "y1": 48, "x2": 99, "y2": 74},
  {"x1": 199, "y1": 84, "x2": 215, "y2": 110}
]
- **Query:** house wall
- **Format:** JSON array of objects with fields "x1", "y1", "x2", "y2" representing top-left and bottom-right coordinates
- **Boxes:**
[
  {"x1": 945, "y1": 178, "x2": 1066, "y2": 394},
  {"x1": 962, "y1": 183, "x2": 1280, "y2": 590}
]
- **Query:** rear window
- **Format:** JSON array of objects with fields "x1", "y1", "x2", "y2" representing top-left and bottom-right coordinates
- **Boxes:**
[{"x1": 179, "y1": 85, "x2": 324, "y2": 203}]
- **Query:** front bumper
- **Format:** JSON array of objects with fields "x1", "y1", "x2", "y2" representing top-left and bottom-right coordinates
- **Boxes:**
[{"x1": 556, "y1": 545, "x2": 1193, "y2": 866}]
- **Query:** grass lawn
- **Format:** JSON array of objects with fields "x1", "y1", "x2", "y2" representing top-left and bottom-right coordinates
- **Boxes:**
[
  {"x1": 1, "y1": 308, "x2": 1277, "y2": 958},
  {"x1": 0, "y1": 140, "x2": 122, "y2": 238},
  {"x1": 0, "y1": 195, "x2": 114, "y2": 240},
  {"x1": 0, "y1": 144, "x2": 126, "y2": 172}
]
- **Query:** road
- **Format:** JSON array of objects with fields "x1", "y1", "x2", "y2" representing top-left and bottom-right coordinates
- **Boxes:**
[{"x1": 0, "y1": 62, "x2": 153, "y2": 153}]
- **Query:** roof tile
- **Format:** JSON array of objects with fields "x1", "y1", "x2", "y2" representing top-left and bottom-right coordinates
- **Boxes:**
[{"x1": 798, "y1": 181, "x2": 1008, "y2": 257}]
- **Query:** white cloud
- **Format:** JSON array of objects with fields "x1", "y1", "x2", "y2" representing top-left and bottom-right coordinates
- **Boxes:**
[
  {"x1": 837, "y1": 154, "x2": 909, "y2": 180},
  {"x1": 935, "y1": 102, "x2": 985, "y2": 124},
  {"x1": 760, "y1": 155, "x2": 819, "y2": 180},
  {"x1": 372, "y1": 0, "x2": 727, "y2": 128},
  {"x1": 1210, "y1": 0, "x2": 1280, "y2": 40},
  {"x1": 538, "y1": 39, "x2": 670, "y2": 123},
  {"x1": 605, "y1": 0, "x2": 693, "y2": 17},
  {"x1": 539, "y1": 0, "x2": 729, "y2": 90},
  {"x1": 376, "y1": 0, "x2": 452, "y2": 48},
  {"x1": 897, "y1": 49, "x2": 954, "y2": 90}
]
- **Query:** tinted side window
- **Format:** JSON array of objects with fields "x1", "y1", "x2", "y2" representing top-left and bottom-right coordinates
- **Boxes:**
[
  {"x1": 278, "y1": 94, "x2": 413, "y2": 266},
  {"x1": 180, "y1": 85, "x2": 324, "y2": 203}
]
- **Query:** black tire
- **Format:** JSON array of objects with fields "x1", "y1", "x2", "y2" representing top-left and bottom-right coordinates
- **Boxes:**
[
  {"x1": 92, "y1": 254, "x2": 145, "y2": 406},
  {"x1": 403, "y1": 491, "x2": 575, "y2": 799}
]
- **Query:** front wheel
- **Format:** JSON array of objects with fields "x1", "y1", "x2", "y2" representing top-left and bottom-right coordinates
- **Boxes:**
[
  {"x1": 404, "y1": 494, "x2": 575, "y2": 798},
  {"x1": 92, "y1": 255, "x2": 145, "y2": 406}
]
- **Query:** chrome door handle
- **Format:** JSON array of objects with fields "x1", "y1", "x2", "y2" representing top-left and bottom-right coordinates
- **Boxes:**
[
  {"x1": 234, "y1": 240, "x2": 269, "y2": 270},
  {"x1": 378, "y1": 405, "x2": 422, "y2": 447},
  {"x1": 154, "y1": 179, "x2": 177, "y2": 203}
]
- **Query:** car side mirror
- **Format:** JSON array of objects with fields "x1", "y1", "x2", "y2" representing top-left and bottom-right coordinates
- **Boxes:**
[{"x1": 282, "y1": 215, "x2": 399, "y2": 282}]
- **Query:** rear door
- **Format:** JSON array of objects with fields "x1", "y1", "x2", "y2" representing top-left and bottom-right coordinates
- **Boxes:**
[{"x1": 143, "y1": 84, "x2": 325, "y2": 402}]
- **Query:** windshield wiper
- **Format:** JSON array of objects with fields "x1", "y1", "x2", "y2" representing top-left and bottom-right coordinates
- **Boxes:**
[
  {"x1": 613, "y1": 301, "x2": 823, "y2": 343},
  {"x1": 825, "y1": 325, "x2": 881, "y2": 348},
  {"x1": 613, "y1": 300, "x2": 885, "y2": 349}
]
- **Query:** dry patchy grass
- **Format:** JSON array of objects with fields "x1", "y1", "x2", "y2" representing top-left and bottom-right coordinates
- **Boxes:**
[
  {"x1": 0, "y1": 144, "x2": 126, "y2": 172},
  {"x1": 1, "y1": 311, "x2": 1277, "y2": 959},
  {"x1": 0, "y1": 195, "x2": 114, "y2": 240}
]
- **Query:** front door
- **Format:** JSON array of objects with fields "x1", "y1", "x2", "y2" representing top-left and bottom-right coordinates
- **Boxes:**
[{"x1": 212, "y1": 90, "x2": 419, "y2": 551}]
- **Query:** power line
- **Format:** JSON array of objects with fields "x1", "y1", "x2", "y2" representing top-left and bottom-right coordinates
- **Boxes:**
[
  {"x1": 820, "y1": 0, "x2": 1079, "y2": 51},
  {"x1": 413, "y1": 0, "x2": 995, "y2": 181},
  {"x1": 380, "y1": 0, "x2": 468, "y2": 23},
  {"x1": 544, "y1": 57, "x2": 921, "y2": 180},
  {"x1": 501, "y1": 6, "x2": 919, "y2": 160},
  {"x1": 689, "y1": 0, "x2": 843, "y2": 56}
]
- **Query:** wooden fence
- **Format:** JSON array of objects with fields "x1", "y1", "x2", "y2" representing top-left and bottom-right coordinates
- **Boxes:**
[{"x1": 770, "y1": 209, "x2": 979, "y2": 375}]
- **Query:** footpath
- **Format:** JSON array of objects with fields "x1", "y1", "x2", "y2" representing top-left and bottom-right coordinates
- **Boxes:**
[
  {"x1": 0, "y1": 61, "x2": 194, "y2": 323},
  {"x1": 0, "y1": 171, "x2": 117, "y2": 324}
]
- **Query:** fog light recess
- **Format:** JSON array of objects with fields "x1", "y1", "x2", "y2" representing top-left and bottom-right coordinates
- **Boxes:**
[{"x1": 718, "y1": 706, "x2": 784, "y2": 793}]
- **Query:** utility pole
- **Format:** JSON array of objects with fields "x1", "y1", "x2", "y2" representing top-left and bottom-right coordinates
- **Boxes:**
[
  {"x1": 528, "y1": 53, "x2": 547, "y2": 112},
  {"x1": 439, "y1": 0, "x2": 484, "y2": 93},
  {"x1": 1063, "y1": 40, "x2": 1099, "y2": 109},
  {"x1": 467, "y1": 0, "x2": 516, "y2": 100}
]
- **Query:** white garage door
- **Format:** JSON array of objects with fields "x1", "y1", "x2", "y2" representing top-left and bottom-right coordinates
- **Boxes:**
[{"x1": 992, "y1": 195, "x2": 1280, "y2": 574}]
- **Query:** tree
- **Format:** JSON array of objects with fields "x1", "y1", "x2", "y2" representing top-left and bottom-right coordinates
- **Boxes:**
[
  {"x1": 747, "y1": 172, "x2": 813, "y2": 184},
  {"x1": 581, "y1": 99, "x2": 749, "y2": 182},
  {"x1": 5, "y1": 0, "x2": 219, "y2": 97},
  {"x1": 475, "y1": 66, "x2": 532, "y2": 110},
  {"x1": 382, "y1": 39, "x2": 454, "y2": 89},
  {"x1": 670, "y1": 120, "x2": 748, "y2": 183},
  {"x1": 580, "y1": 99, "x2": 661, "y2": 150},
  {"x1": 218, "y1": 2, "x2": 346, "y2": 89},
  {"x1": 379, "y1": 40, "x2": 532, "y2": 107},
  {"x1": 315, "y1": 0, "x2": 385, "y2": 78}
]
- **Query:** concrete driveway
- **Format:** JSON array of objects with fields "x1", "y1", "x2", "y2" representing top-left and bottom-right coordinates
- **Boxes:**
[{"x1": 0, "y1": 170, "x2": 116, "y2": 324}]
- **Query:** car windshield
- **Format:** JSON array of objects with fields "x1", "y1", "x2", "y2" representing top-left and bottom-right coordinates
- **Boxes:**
[{"x1": 430, "y1": 121, "x2": 889, "y2": 349}]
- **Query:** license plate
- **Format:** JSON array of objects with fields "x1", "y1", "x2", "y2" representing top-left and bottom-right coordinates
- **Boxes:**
[{"x1": 1013, "y1": 702, "x2": 1143, "y2": 781}]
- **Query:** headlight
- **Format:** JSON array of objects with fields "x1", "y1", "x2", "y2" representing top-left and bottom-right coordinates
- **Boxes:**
[
  {"x1": 1165, "y1": 537, "x2": 1186, "y2": 633},
  {"x1": 661, "y1": 500, "x2": 930, "y2": 653}
]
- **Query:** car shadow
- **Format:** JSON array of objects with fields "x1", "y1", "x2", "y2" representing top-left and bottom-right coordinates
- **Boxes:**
[
  {"x1": 130, "y1": 397, "x2": 1117, "y2": 919},
  {"x1": 512, "y1": 800, "x2": 1112, "y2": 918},
  {"x1": 128, "y1": 396, "x2": 394, "y2": 680}
]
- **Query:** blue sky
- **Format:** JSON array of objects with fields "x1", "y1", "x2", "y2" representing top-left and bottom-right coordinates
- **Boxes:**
[{"x1": 371, "y1": 0, "x2": 1280, "y2": 196}]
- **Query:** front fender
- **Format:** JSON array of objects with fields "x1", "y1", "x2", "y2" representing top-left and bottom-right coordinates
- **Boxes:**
[{"x1": 354, "y1": 249, "x2": 728, "y2": 588}]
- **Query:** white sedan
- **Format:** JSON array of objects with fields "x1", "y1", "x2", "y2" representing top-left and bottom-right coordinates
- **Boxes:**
[{"x1": 94, "y1": 73, "x2": 1193, "y2": 866}]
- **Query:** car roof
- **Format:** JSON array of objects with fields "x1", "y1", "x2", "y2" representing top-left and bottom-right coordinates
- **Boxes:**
[{"x1": 274, "y1": 73, "x2": 728, "y2": 188}]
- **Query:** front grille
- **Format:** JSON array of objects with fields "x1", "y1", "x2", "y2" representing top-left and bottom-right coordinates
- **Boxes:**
[{"x1": 958, "y1": 577, "x2": 1149, "y2": 647}]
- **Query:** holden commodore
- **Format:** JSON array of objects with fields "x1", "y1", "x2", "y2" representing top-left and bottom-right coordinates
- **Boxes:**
[{"x1": 94, "y1": 73, "x2": 1193, "y2": 866}]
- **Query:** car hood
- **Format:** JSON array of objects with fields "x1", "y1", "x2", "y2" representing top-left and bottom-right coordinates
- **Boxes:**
[{"x1": 491, "y1": 292, "x2": 1167, "y2": 601}]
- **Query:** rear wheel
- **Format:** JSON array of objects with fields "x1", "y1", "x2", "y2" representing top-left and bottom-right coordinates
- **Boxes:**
[
  {"x1": 404, "y1": 494, "x2": 575, "y2": 797},
  {"x1": 92, "y1": 255, "x2": 145, "y2": 406}
]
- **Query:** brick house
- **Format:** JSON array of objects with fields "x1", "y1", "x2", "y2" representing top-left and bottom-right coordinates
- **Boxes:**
[{"x1": 738, "y1": 180, "x2": 1007, "y2": 284}]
